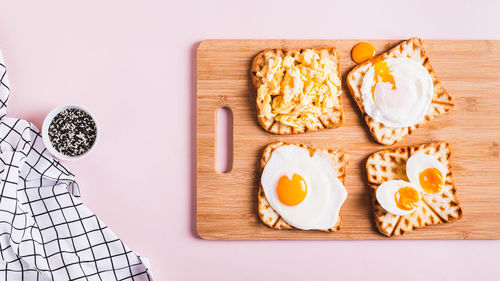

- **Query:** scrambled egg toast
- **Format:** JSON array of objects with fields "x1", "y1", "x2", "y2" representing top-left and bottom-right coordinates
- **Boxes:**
[{"x1": 251, "y1": 48, "x2": 344, "y2": 134}]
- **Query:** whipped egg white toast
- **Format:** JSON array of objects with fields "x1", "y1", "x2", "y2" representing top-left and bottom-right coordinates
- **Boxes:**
[
  {"x1": 258, "y1": 142, "x2": 349, "y2": 231},
  {"x1": 347, "y1": 37, "x2": 454, "y2": 145},
  {"x1": 251, "y1": 48, "x2": 343, "y2": 134},
  {"x1": 367, "y1": 141, "x2": 463, "y2": 236}
]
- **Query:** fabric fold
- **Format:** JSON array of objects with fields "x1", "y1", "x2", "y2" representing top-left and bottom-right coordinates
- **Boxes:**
[{"x1": 0, "y1": 51, "x2": 153, "y2": 281}]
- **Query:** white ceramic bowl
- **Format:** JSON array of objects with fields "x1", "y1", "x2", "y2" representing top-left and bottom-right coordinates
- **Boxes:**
[{"x1": 42, "y1": 104, "x2": 99, "y2": 161}]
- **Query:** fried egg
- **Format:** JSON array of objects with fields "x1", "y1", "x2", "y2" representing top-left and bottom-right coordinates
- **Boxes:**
[
  {"x1": 260, "y1": 145, "x2": 347, "y2": 230},
  {"x1": 406, "y1": 153, "x2": 446, "y2": 194},
  {"x1": 376, "y1": 180, "x2": 423, "y2": 216},
  {"x1": 361, "y1": 57, "x2": 433, "y2": 127}
]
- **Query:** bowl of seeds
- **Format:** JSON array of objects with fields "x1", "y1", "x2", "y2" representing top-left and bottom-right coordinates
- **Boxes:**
[{"x1": 42, "y1": 104, "x2": 99, "y2": 161}]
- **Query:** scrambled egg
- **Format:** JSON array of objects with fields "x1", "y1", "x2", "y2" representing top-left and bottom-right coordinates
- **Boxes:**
[{"x1": 256, "y1": 49, "x2": 341, "y2": 128}]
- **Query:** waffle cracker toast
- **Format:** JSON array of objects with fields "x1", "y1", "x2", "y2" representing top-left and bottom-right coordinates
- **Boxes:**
[
  {"x1": 258, "y1": 142, "x2": 349, "y2": 231},
  {"x1": 347, "y1": 37, "x2": 454, "y2": 145},
  {"x1": 366, "y1": 141, "x2": 463, "y2": 236},
  {"x1": 251, "y1": 48, "x2": 344, "y2": 134}
]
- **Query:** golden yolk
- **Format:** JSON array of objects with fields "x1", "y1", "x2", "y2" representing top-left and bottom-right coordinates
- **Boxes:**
[
  {"x1": 419, "y1": 168, "x2": 444, "y2": 193},
  {"x1": 351, "y1": 42, "x2": 376, "y2": 64},
  {"x1": 394, "y1": 186, "x2": 420, "y2": 211},
  {"x1": 276, "y1": 174, "x2": 307, "y2": 206},
  {"x1": 371, "y1": 60, "x2": 397, "y2": 100}
]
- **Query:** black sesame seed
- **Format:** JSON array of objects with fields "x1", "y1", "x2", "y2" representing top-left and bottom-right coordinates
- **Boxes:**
[{"x1": 48, "y1": 108, "x2": 97, "y2": 157}]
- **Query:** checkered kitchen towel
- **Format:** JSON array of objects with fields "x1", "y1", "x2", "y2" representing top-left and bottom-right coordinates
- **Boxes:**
[{"x1": 0, "y1": 51, "x2": 153, "y2": 280}]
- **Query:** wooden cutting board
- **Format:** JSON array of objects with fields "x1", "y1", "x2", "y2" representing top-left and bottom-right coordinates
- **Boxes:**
[{"x1": 196, "y1": 39, "x2": 500, "y2": 240}]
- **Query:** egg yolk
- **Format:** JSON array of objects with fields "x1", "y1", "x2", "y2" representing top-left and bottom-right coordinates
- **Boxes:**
[
  {"x1": 351, "y1": 42, "x2": 376, "y2": 64},
  {"x1": 371, "y1": 60, "x2": 397, "y2": 100},
  {"x1": 276, "y1": 174, "x2": 307, "y2": 206},
  {"x1": 419, "y1": 168, "x2": 444, "y2": 193},
  {"x1": 394, "y1": 186, "x2": 420, "y2": 211}
]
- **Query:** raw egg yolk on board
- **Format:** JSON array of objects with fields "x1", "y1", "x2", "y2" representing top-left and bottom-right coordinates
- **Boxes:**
[
  {"x1": 394, "y1": 186, "x2": 420, "y2": 211},
  {"x1": 276, "y1": 174, "x2": 307, "y2": 206},
  {"x1": 351, "y1": 42, "x2": 376, "y2": 64},
  {"x1": 419, "y1": 168, "x2": 444, "y2": 193}
]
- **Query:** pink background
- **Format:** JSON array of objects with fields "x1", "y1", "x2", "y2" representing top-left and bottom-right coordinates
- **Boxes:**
[{"x1": 0, "y1": 0, "x2": 499, "y2": 280}]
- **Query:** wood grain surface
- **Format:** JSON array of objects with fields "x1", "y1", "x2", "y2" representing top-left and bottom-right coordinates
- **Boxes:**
[{"x1": 196, "y1": 39, "x2": 500, "y2": 240}]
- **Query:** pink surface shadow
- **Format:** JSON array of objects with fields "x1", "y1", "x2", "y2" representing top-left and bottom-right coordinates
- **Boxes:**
[{"x1": 190, "y1": 42, "x2": 200, "y2": 239}]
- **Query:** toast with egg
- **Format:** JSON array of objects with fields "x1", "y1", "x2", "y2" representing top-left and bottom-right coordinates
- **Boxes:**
[
  {"x1": 366, "y1": 141, "x2": 463, "y2": 236},
  {"x1": 347, "y1": 37, "x2": 454, "y2": 145},
  {"x1": 251, "y1": 48, "x2": 343, "y2": 134},
  {"x1": 258, "y1": 141, "x2": 349, "y2": 231}
]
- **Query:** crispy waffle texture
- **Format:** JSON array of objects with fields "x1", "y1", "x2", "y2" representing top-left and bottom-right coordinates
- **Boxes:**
[
  {"x1": 258, "y1": 142, "x2": 349, "y2": 231},
  {"x1": 251, "y1": 48, "x2": 344, "y2": 134},
  {"x1": 346, "y1": 37, "x2": 454, "y2": 145},
  {"x1": 366, "y1": 141, "x2": 463, "y2": 237}
]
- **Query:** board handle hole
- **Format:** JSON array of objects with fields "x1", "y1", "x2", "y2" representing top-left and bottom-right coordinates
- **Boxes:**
[{"x1": 216, "y1": 107, "x2": 233, "y2": 173}]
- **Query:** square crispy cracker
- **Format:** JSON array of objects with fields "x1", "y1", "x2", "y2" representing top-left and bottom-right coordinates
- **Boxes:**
[
  {"x1": 366, "y1": 141, "x2": 463, "y2": 237},
  {"x1": 347, "y1": 37, "x2": 454, "y2": 145},
  {"x1": 258, "y1": 142, "x2": 349, "y2": 231},
  {"x1": 251, "y1": 48, "x2": 344, "y2": 134}
]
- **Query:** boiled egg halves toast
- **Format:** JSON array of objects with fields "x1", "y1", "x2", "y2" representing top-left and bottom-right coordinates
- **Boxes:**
[{"x1": 367, "y1": 141, "x2": 462, "y2": 236}]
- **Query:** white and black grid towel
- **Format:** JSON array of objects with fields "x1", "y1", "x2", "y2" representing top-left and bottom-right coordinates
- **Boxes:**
[{"x1": 0, "y1": 51, "x2": 153, "y2": 281}]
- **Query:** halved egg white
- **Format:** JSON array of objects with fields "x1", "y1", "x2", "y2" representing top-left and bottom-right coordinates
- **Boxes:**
[
  {"x1": 406, "y1": 153, "x2": 447, "y2": 194},
  {"x1": 376, "y1": 180, "x2": 423, "y2": 216}
]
